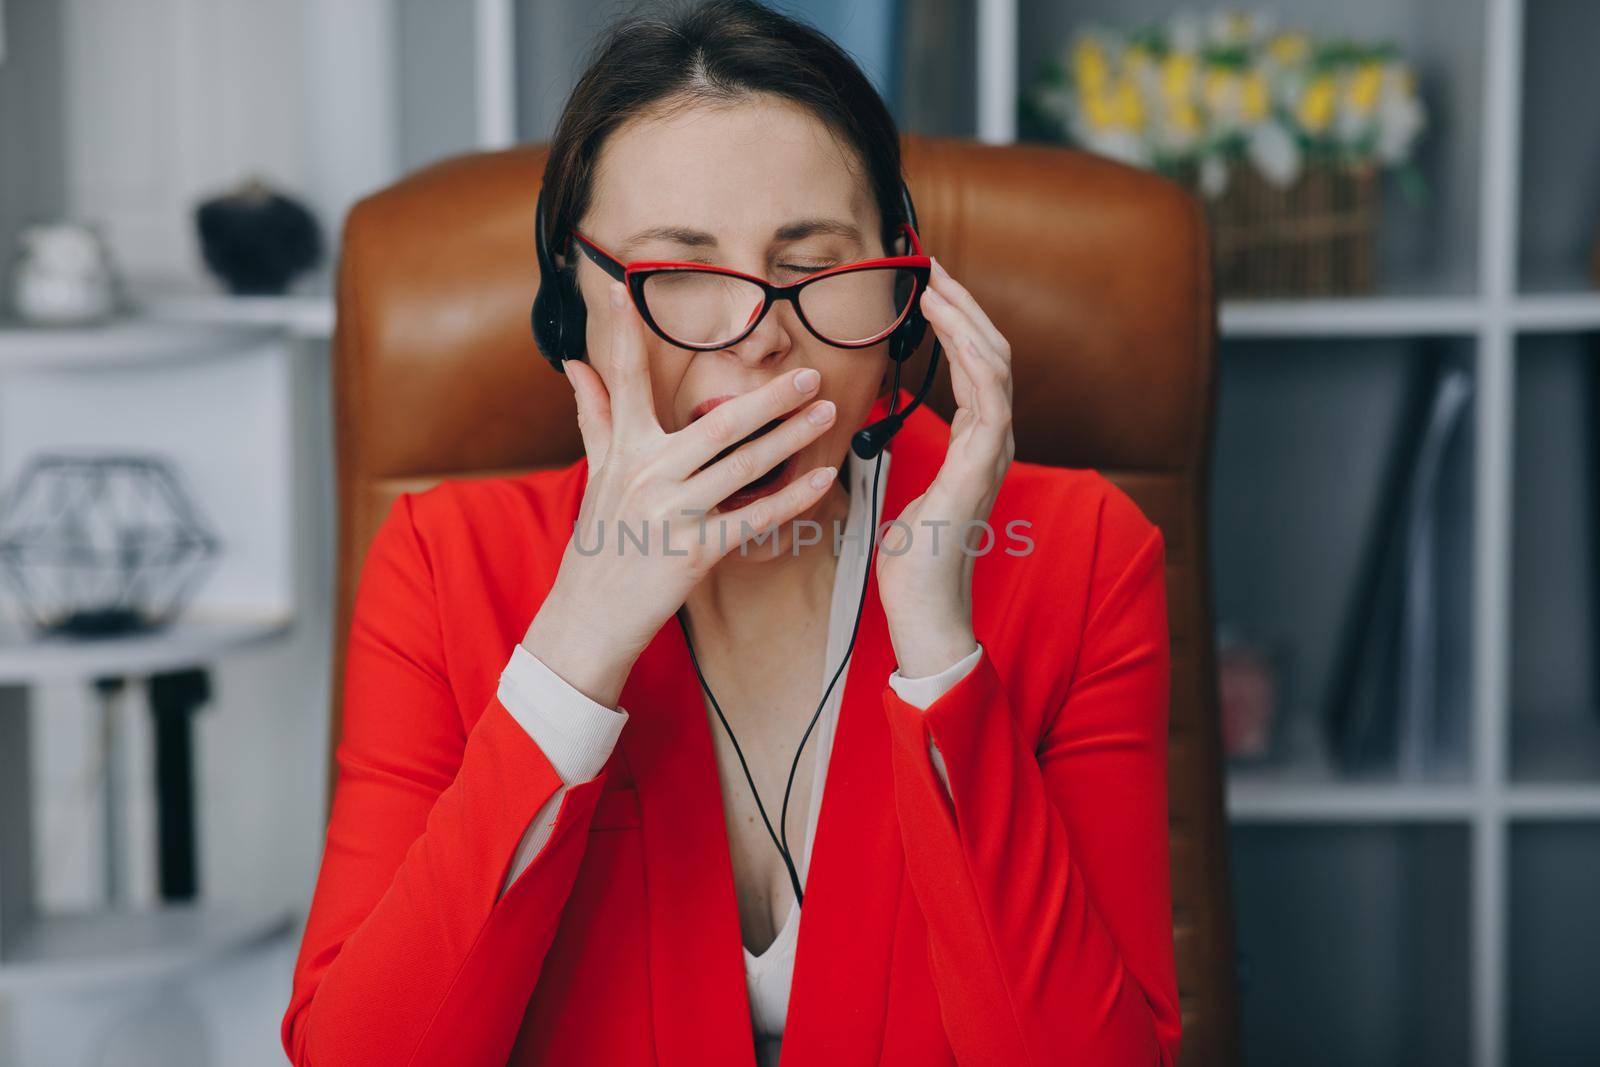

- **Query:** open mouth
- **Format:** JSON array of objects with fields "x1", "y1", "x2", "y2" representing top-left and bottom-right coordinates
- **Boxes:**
[
  {"x1": 696, "y1": 416, "x2": 794, "y2": 495},
  {"x1": 736, "y1": 452, "x2": 792, "y2": 492},
  {"x1": 704, "y1": 414, "x2": 782, "y2": 465},
  {"x1": 688, "y1": 392, "x2": 815, "y2": 504}
]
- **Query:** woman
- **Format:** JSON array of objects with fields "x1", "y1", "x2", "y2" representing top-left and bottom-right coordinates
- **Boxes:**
[{"x1": 282, "y1": 2, "x2": 1181, "y2": 1065}]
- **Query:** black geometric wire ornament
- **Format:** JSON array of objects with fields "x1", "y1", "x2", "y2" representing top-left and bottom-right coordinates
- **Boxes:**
[{"x1": 0, "y1": 452, "x2": 222, "y2": 637}]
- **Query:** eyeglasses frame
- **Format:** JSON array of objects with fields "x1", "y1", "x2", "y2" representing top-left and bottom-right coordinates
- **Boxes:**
[{"x1": 566, "y1": 222, "x2": 931, "y2": 352}]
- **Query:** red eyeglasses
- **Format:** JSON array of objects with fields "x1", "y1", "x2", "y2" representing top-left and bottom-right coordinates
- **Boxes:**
[{"x1": 568, "y1": 222, "x2": 931, "y2": 352}]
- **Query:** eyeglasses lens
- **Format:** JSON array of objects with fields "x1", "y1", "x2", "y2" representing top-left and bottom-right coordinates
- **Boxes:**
[{"x1": 640, "y1": 267, "x2": 919, "y2": 348}]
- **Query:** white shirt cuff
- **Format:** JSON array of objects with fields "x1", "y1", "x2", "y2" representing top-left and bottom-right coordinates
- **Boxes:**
[
  {"x1": 498, "y1": 642, "x2": 628, "y2": 785},
  {"x1": 888, "y1": 642, "x2": 982, "y2": 710}
]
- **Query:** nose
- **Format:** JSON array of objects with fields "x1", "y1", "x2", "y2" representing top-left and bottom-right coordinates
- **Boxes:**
[{"x1": 719, "y1": 292, "x2": 799, "y2": 369}]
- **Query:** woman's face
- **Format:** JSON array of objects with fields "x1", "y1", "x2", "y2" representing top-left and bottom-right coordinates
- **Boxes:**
[{"x1": 563, "y1": 94, "x2": 891, "y2": 510}]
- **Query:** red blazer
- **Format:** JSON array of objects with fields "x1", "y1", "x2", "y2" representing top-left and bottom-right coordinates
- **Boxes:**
[{"x1": 282, "y1": 386, "x2": 1182, "y2": 1067}]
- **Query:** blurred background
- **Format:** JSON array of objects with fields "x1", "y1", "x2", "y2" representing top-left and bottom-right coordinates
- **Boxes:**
[{"x1": 1, "y1": 1, "x2": 1597, "y2": 1065}]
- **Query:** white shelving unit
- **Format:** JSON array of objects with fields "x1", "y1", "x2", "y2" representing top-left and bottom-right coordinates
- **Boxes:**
[
  {"x1": 0, "y1": 315, "x2": 307, "y2": 1000},
  {"x1": 0, "y1": 1, "x2": 414, "y2": 1061},
  {"x1": 980, "y1": 1, "x2": 1599, "y2": 1064}
]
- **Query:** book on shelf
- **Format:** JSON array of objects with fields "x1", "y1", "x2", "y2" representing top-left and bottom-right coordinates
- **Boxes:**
[{"x1": 1323, "y1": 354, "x2": 1472, "y2": 776}]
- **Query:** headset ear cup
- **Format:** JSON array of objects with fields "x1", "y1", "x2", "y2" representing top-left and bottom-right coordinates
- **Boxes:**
[
  {"x1": 560, "y1": 269, "x2": 588, "y2": 362},
  {"x1": 887, "y1": 176, "x2": 928, "y2": 364},
  {"x1": 532, "y1": 284, "x2": 564, "y2": 370},
  {"x1": 890, "y1": 307, "x2": 927, "y2": 364},
  {"x1": 887, "y1": 272, "x2": 929, "y2": 364},
  {"x1": 532, "y1": 186, "x2": 570, "y2": 370},
  {"x1": 903, "y1": 298, "x2": 929, "y2": 358}
]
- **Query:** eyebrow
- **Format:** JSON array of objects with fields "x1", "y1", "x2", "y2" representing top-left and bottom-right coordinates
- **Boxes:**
[{"x1": 618, "y1": 218, "x2": 864, "y2": 257}]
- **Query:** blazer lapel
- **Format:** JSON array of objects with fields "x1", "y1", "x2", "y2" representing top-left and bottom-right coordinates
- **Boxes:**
[{"x1": 610, "y1": 387, "x2": 952, "y2": 1065}]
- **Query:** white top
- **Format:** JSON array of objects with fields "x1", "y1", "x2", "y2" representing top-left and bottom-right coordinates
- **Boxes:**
[{"x1": 494, "y1": 446, "x2": 982, "y2": 1064}]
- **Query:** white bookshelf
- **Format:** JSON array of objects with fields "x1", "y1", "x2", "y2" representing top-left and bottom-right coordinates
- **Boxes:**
[
  {"x1": 982, "y1": 0, "x2": 1600, "y2": 1064},
  {"x1": 0, "y1": 315, "x2": 310, "y2": 1001}
]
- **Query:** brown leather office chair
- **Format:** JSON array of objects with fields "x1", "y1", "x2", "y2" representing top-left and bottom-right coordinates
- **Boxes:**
[{"x1": 326, "y1": 134, "x2": 1239, "y2": 1067}]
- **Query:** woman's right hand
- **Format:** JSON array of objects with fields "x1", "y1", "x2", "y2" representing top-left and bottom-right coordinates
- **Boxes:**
[{"x1": 521, "y1": 279, "x2": 841, "y2": 709}]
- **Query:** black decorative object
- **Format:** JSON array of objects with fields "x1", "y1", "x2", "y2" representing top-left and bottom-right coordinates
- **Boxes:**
[
  {"x1": 0, "y1": 453, "x2": 221, "y2": 636},
  {"x1": 148, "y1": 666, "x2": 213, "y2": 901},
  {"x1": 194, "y1": 175, "x2": 322, "y2": 295}
]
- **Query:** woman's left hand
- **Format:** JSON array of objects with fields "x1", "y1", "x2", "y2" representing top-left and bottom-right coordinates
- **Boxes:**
[{"x1": 876, "y1": 257, "x2": 1015, "y2": 678}]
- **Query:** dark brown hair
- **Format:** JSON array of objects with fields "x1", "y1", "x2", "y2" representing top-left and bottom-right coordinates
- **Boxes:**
[{"x1": 541, "y1": 0, "x2": 906, "y2": 278}]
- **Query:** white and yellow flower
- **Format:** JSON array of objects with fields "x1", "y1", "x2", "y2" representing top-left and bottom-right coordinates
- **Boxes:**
[{"x1": 1031, "y1": 10, "x2": 1426, "y2": 196}]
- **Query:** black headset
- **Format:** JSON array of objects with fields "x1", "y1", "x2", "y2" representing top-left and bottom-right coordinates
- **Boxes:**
[{"x1": 531, "y1": 177, "x2": 944, "y2": 907}]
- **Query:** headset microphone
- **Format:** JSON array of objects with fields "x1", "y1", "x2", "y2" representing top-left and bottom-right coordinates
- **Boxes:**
[{"x1": 851, "y1": 333, "x2": 942, "y2": 460}]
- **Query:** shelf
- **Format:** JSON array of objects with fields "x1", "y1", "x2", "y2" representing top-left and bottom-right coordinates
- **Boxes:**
[
  {"x1": 124, "y1": 280, "x2": 334, "y2": 341},
  {"x1": 1503, "y1": 786, "x2": 1600, "y2": 820},
  {"x1": 1229, "y1": 780, "x2": 1477, "y2": 822},
  {"x1": 1212, "y1": 292, "x2": 1600, "y2": 338},
  {"x1": 0, "y1": 316, "x2": 288, "y2": 371},
  {"x1": 0, "y1": 611, "x2": 294, "y2": 685},
  {"x1": 1229, "y1": 780, "x2": 1600, "y2": 822},
  {"x1": 1509, "y1": 291, "x2": 1600, "y2": 333},
  {"x1": 1226, "y1": 702, "x2": 1473, "y2": 822},
  {"x1": 0, "y1": 901, "x2": 294, "y2": 995},
  {"x1": 1220, "y1": 295, "x2": 1484, "y2": 339}
]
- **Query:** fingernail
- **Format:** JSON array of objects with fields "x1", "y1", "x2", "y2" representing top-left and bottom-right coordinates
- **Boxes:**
[
  {"x1": 809, "y1": 466, "x2": 837, "y2": 489},
  {"x1": 610, "y1": 284, "x2": 626, "y2": 309},
  {"x1": 794, "y1": 367, "x2": 820, "y2": 391},
  {"x1": 923, "y1": 287, "x2": 946, "y2": 306},
  {"x1": 807, "y1": 399, "x2": 835, "y2": 424}
]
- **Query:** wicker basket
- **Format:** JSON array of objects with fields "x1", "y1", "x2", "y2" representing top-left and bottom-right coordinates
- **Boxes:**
[{"x1": 1178, "y1": 162, "x2": 1379, "y2": 299}]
